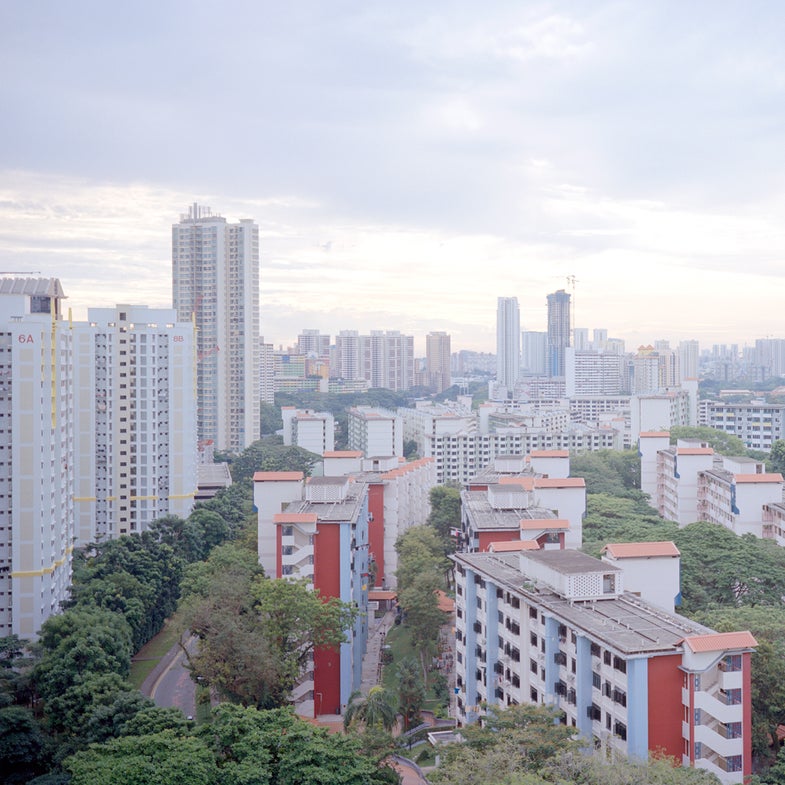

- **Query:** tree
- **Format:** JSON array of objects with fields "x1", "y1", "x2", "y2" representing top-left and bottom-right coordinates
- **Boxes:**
[
  {"x1": 669, "y1": 426, "x2": 747, "y2": 457},
  {"x1": 64, "y1": 730, "x2": 219, "y2": 785},
  {"x1": 395, "y1": 657, "x2": 424, "y2": 730},
  {"x1": 0, "y1": 706, "x2": 46, "y2": 784},
  {"x1": 769, "y1": 439, "x2": 785, "y2": 475},
  {"x1": 395, "y1": 526, "x2": 449, "y2": 591},
  {"x1": 227, "y1": 440, "x2": 320, "y2": 483},
  {"x1": 343, "y1": 686, "x2": 397, "y2": 732},
  {"x1": 397, "y1": 572, "x2": 445, "y2": 678},
  {"x1": 570, "y1": 450, "x2": 642, "y2": 498},
  {"x1": 427, "y1": 486, "x2": 461, "y2": 551}
]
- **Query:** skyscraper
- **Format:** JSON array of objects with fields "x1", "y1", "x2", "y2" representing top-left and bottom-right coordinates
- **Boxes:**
[
  {"x1": 172, "y1": 204, "x2": 260, "y2": 453},
  {"x1": 546, "y1": 289, "x2": 571, "y2": 377},
  {"x1": 426, "y1": 331, "x2": 451, "y2": 393},
  {"x1": 496, "y1": 297, "x2": 520, "y2": 389}
]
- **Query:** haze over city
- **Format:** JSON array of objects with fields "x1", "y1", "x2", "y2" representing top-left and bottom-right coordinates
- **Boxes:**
[{"x1": 3, "y1": 1, "x2": 785, "y2": 352}]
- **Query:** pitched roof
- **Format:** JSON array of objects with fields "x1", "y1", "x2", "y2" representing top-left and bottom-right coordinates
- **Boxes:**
[
  {"x1": 681, "y1": 631, "x2": 758, "y2": 653},
  {"x1": 639, "y1": 431, "x2": 670, "y2": 438},
  {"x1": 520, "y1": 518, "x2": 570, "y2": 531},
  {"x1": 486, "y1": 540, "x2": 541, "y2": 552},
  {"x1": 529, "y1": 450, "x2": 569, "y2": 458},
  {"x1": 677, "y1": 448, "x2": 714, "y2": 456},
  {"x1": 273, "y1": 513, "x2": 318, "y2": 524},
  {"x1": 735, "y1": 473, "x2": 784, "y2": 483},
  {"x1": 498, "y1": 476, "x2": 535, "y2": 490},
  {"x1": 323, "y1": 450, "x2": 363, "y2": 458},
  {"x1": 602, "y1": 541, "x2": 680, "y2": 559},
  {"x1": 534, "y1": 477, "x2": 585, "y2": 488},
  {"x1": 253, "y1": 471, "x2": 305, "y2": 482}
]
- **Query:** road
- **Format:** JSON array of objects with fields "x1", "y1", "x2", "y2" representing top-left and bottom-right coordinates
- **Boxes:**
[{"x1": 140, "y1": 635, "x2": 198, "y2": 718}]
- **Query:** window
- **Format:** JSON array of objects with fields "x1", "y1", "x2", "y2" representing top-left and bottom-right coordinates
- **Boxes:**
[
  {"x1": 592, "y1": 671, "x2": 601, "y2": 689},
  {"x1": 604, "y1": 651, "x2": 612, "y2": 666},
  {"x1": 613, "y1": 656, "x2": 627, "y2": 674},
  {"x1": 603, "y1": 574, "x2": 616, "y2": 593},
  {"x1": 614, "y1": 721, "x2": 627, "y2": 741}
]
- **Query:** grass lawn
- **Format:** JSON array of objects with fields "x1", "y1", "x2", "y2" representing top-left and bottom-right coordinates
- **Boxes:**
[
  {"x1": 129, "y1": 610, "x2": 188, "y2": 690},
  {"x1": 381, "y1": 623, "x2": 445, "y2": 712}
]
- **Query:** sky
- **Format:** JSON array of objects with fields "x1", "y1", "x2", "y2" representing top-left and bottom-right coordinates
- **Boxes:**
[{"x1": 2, "y1": 1, "x2": 785, "y2": 355}]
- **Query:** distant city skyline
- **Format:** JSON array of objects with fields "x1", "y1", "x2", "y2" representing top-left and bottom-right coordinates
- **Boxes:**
[{"x1": 3, "y1": 3, "x2": 785, "y2": 353}]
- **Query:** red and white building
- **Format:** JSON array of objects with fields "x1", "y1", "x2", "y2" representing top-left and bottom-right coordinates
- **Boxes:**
[{"x1": 454, "y1": 547, "x2": 756, "y2": 784}]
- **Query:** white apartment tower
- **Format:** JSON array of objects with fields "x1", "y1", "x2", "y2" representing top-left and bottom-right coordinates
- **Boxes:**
[
  {"x1": 72, "y1": 306, "x2": 198, "y2": 544},
  {"x1": 0, "y1": 278, "x2": 74, "y2": 638},
  {"x1": 496, "y1": 297, "x2": 521, "y2": 389},
  {"x1": 172, "y1": 203, "x2": 260, "y2": 453}
]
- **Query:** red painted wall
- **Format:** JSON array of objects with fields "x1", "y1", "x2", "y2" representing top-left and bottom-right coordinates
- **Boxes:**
[
  {"x1": 313, "y1": 523, "x2": 342, "y2": 716},
  {"x1": 647, "y1": 654, "x2": 684, "y2": 759},
  {"x1": 368, "y1": 483, "x2": 385, "y2": 587},
  {"x1": 743, "y1": 652, "x2": 752, "y2": 779},
  {"x1": 478, "y1": 530, "x2": 518, "y2": 551}
]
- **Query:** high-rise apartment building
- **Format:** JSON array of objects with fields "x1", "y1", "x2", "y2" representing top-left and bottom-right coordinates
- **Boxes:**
[
  {"x1": 172, "y1": 203, "x2": 260, "y2": 453},
  {"x1": 546, "y1": 289, "x2": 571, "y2": 377},
  {"x1": 72, "y1": 305, "x2": 198, "y2": 544},
  {"x1": 521, "y1": 330, "x2": 547, "y2": 375},
  {"x1": 678, "y1": 340, "x2": 699, "y2": 382},
  {"x1": 496, "y1": 297, "x2": 521, "y2": 389},
  {"x1": 0, "y1": 278, "x2": 74, "y2": 638},
  {"x1": 426, "y1": 331, "x2": 451, "y2": 393},
  {"x1": 297, "y1": 329, "x2": 330, "y2": 357},
  {"x1": 334, "y1": 330, "x2": 414, "y2": 391}
]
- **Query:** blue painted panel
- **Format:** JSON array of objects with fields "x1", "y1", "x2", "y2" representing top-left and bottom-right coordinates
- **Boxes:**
[{"x1": 627, "y1": 657, "x2": 649, "y2": 759}]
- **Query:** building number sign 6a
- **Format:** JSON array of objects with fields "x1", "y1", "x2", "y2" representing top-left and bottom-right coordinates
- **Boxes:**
[{"x1": 17, "y1": 334, "x2": 34, "y2": 344}]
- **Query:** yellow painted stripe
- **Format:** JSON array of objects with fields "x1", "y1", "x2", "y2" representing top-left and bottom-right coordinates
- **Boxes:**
[
  {"x1": 130, "y1": 495, "x2": 158, "y2": 501},
  {"x1": 73, "y1": 496, "x2": 97, "y2": 502},
  {"x1": 168, "y1": 492, "x2": 196, "y2": 500},
  {"x1": 12, "y1": 546, "x2": 74, "y2": 578}
]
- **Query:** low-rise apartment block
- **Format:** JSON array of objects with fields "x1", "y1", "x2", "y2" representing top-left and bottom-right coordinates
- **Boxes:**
[
  {"x1": 698, "y1": 400, "x2": 785, "y2": 452},
  {"x1": 454, "y1": 548, "x2": 756, "y2": 784}
]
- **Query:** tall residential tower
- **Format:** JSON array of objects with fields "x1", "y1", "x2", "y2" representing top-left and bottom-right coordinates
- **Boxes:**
[
  {"x1": 546, "y1": 289, "x2": 571, "y2": 377},
  {"x1": 172, "y1": 204, "x2": 260, "y2": 452},
  {"x1": 496, "y1": 297, "x2": 520, "y2": 390}
]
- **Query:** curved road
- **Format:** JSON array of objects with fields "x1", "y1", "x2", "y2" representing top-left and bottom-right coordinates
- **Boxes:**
[{"x1": 141, "y1": 635, "x2": 198, "y2": 718}]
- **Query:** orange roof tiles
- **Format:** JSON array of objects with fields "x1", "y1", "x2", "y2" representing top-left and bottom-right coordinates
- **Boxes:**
[
  {"x1": 323, "y1": 450, "x2": 363, "y2": 458},
  {"x1": 676, "y1": 448, "x2": 714, "y2": 455},
  {"x1": 486, "y1": 540, "x2": 541, "y2": 552},
  {"x1": 602, "y1": 541, "x2": 680, "y2": 558},
  {"x1": 682, "y1": 631, "x2": 757, "y2": 653},
  {"x1": 368, "y1": 590, "x2": 397, "y2": 601},
  {"x1": 498, "y1": 477, "x2": 535, "y2": 490},
  {"x1": 529, "y1": 450, "x2": 569, "y2": 458},
  {"x1": 273, "y1": 512, "x2": 318, "y2": 524},
  {"x1": 435, "y1": 589, "x2": 455, "y2": 613},
  {"x1": 734, "y1": 473, "x2": 784, "y2": 483},
  {"x1": 639, "y1": 431, "x2": 671, "y2": 438},
  {"x1": 534, "y1": 477, "x2": 586, "y2": 488},
  {"x1": 520, "y1": 518, "x2": 570, "y2": 531},
  {"x1": 253, "y1": 471, "x2": 305, "y2": 482}
]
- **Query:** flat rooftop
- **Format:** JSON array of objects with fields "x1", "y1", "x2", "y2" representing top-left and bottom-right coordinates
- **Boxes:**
[
  {"x1": 455, "y1": 551, "x2": 712, "y2": 656},
  {"x1": 461, "y1": 490, "x2": 557, "y2": 531}
]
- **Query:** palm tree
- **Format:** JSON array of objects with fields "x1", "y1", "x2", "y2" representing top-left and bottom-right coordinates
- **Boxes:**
[{"x1": 343, "y1": 686, "x2": 397, "y2": 731}]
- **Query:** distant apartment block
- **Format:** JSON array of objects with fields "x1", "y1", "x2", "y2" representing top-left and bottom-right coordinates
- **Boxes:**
[
  {"x1": 426, "y1": 331, "x2": 452, "y2": 393},
  {"x1": 259, "y1": 339, "x2": 275, "y2": 405},
  {"x1": 347, "y1": 406, "x2": 403, "y2": 457},
  {"x1": 0, "y1": 278, "x2": 74, "y2": 638},
  {"x1": 640, "y1": 433, "x2": 784, "y2": 538},
  {"x1": 72, "y1": 305, "x2": 198, "y2": 544},
  {"x1": 565, "y1": 349, "x2": 624, "y2": 396},
  {"x1": 698, "y1": 400, "x2": 785, "y2": 452},
  {"x1": 461, "y1": 453, "x2": 586, "y2": 550},
  {"x1": 496, "y1": 297, "x2": 521, "y2": 390},
  {"x1": 546, "y1": 289, "x2": 570, "y2": 378},
  {"x1": 281, "y1": 407, "x2": 335, "y2": 454},
  {"x1": 454, "y1": 547, "x2": 755, "y2": 783},
  {"x1": 334, "y1": 330, "x2": 414, "y2": 391}
]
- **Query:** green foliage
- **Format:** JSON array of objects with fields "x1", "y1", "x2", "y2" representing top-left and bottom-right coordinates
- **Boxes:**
[
  {"x1": 427, "y1": 486, "x2": 461, "y2": 552},
  {"x1": 182, "y1": 549, "x2": 355, "y2": 709},
  {"x1": 674, "y1": 522, "x2": 785, "y2": 611},
  {"x1": 343, "y1": 686, "x2": 397, "y2": 732},
  {"x1": 0, "y1": 705, "x2": 46, "y2": 783},
  {"x1": 261, "y1": 401, "x2": 283, "y2": 436},
  {"x1": 570, "y1": 450, "x2": 642, "y2": 498},
  {"x1": 769, "y1": 439, "x2": 785, "y2": 475},
  {"x1": 395, "y1": 657, "x2": 425, "y2": 730},
  {"x1": 64, "y1": 730, "x2": 218, "y2": 785},
  {"x1": 669, "y1": 426, "x2": 747, "y2": 456},
  {"x1": 227, "y1": 439, "x2": 320, "y2": 483},
  {"x1": 581, "y1": 493, "x2": 678, "y2": 557}
]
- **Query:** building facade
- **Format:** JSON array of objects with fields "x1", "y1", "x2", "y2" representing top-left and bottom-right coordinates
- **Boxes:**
[
  {"x1": 546, "y1": 289, "x2": 570, "y2": 378},
  {"x1": 172, "y1": 203, "x2": 260, "y2": 452},
  {"x1": 0, "y1": 279, "x2": 74, "y2": 638},
  {"x1": 426, "y1": 331, "x2": 452, "y2": 393},
  {"x1": 454, "y1": 548, "x2": 755, "y2": 784},
  {"x1": 72, "y1": 305, "x2": 197, "y2": 543},
  {"x1": 496, "y1": 297, "x2": 521, "y2": 390}
]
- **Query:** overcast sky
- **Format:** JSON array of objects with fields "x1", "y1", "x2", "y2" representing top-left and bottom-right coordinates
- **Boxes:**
[{"x1": 2, "y1": 1, "x2": 785, "y2": 354}]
